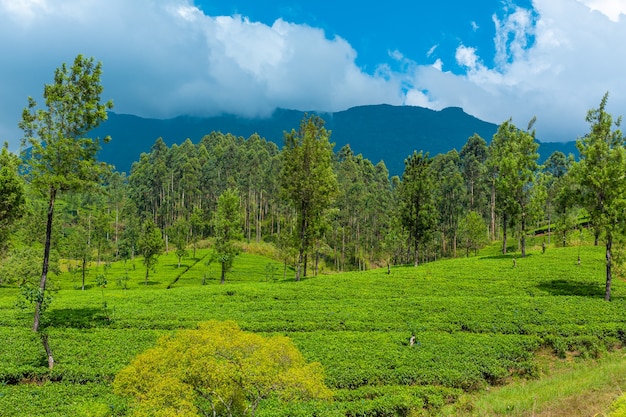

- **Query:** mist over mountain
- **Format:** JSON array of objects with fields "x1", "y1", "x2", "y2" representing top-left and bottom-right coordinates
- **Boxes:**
[{"x1": 92, "y1": 104, "x2": 577, "y2": 176}]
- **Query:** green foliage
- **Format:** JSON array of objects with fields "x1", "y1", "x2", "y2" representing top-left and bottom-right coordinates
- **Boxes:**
[
  {"x1": 400, "y1": 151, "x2": 437, "y2": 266},
  {"x1": 213, "y1": 189, "x2": 243, "y2": 284},
  {"x1": 280, "y1": 114, "x2": 339, "y2": 280},
  {"x1": 2, "y1": 243, "x2": 626, "y2": 415},
  {"x1": 572, "y1": 92, "x2": 626, "y2": 301},
  {"x1": 458, "y1": 211, "x2": 488, "y2": 256},
  {"x1": 0, "y1": 143, "x2": 26, "y2": 252},
  {"x1": 487, "y1": 118, "x2": 539, "y2": 257},
  {"x1": 114, "y1": 320, "x2": 332, "y2": 417},
  {"x1": 18, "y1": 54, "x2": 112, "y2": 334},
  {"x1": 137, "y1": 219, "x2": 164, "y2": 283},
  {"x1": 19, "y1": 54, "x2": 112, "y2": 195},
  {"x1": 0, "y1": 246, "x2": 42, "y2": 286},
  {"x1": 167, "y1": 217, "x2": 190, "y2": 268}
]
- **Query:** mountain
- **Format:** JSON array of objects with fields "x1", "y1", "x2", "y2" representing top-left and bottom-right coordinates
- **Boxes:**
[{"x1": 92, "y1": 104, "x2": 578, "y2": 176}]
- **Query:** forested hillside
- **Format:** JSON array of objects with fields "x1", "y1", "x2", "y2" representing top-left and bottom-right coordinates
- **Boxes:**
[{"x1": 92, "y1": 105, "x2": 578, "y2": 175}]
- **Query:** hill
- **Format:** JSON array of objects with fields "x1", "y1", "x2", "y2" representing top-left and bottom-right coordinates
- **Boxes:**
[
  {"x1": 92, "y1": 105, "x2": 578, "y2": 175},
  {"x1": 2, "y1": 237, "x2": 626, "y2": 416}
]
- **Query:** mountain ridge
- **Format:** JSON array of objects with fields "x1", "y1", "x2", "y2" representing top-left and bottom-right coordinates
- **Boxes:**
[{"x1": 92, "y1": 104, "x2": 578, "y2": 175}]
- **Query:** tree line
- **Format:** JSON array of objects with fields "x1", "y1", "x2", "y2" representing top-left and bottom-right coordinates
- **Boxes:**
[{"x1": 1, "y1": 56, "x2": 625, "y2": 325}]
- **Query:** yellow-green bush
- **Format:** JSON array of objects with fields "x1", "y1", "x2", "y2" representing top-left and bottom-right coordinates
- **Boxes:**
[{"x1": 113, "y1": 320, "x2": 332, "y2": 417}]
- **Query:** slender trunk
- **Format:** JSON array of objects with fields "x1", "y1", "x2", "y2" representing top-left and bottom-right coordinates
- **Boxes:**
[
  {"x1": 41, "y1": 333, "x2": 54, "y2": 370},
  {"x1": 145, "y1": 266, "x2": 149, "y2": 285},
  {"x1": 221, "y1": 261, "x2": 226, "y2": 284},
  {"x1": 414, "y1": 242, "x2": 419, "y2": 267},
  {"x1": 547, "y1": 208, "x2": 552, "y2": 245},
  {"x1": 33, "y1": 188, "x2": 56, "y2": 333},
  {"x1": 490, "y1": 179, "x2": 496, "y2": 241},
  {"x1": 296, "y1": 209, "x2": 307, "y2": 282},
  {"x1": 296, "y1": 251, "x2": 302, "y2": 282},
  {"x1": 502, "y1": 214, "x2": 508, "y2": 255},
  {"x1": 453, "y1": 229, "x2": 457, "y2": 258},
  {"x1": 81, "y1": 256, "x2": 86, "y2": 291},
  {"x1": 605, "y1": 237, "x2": 613, "y2": 301},
  {"x1": 303, "y1": 253, "x2": 308, "y2": 278},
  {"x1": 441, "y1": 231, "x2": 446, "y2": 256},
  {"x1": 521, "y1": 214, "x2": 526, "y2": 258}
]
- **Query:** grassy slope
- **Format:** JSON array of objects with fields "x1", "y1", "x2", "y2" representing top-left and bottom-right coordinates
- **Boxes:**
[{"x1": 1, "y1": 240, "x2": 626, "y2": 416}]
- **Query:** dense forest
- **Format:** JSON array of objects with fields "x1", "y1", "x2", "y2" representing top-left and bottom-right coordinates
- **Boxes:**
[{"x1": 1, "y1": 57, "x2": 625, "y2": 299}]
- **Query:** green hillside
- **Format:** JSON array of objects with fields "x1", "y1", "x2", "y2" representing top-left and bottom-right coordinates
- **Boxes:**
[{"x1": 2, "y1": 237, "x2": 626, "y2": 416}]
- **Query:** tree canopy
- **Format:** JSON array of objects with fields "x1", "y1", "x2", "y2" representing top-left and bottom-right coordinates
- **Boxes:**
[{"x1": 114, "y1": 320, "x2": 332, "y2": 417}]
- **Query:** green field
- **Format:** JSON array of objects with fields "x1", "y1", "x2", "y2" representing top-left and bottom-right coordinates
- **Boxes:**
[{"x1": 2, "y1": 241, "x2": 626, "y2": 416}]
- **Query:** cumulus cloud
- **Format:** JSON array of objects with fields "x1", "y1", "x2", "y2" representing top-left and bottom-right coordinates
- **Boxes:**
[
  {"x1": 405, "y1": 0, "x2": 626, "y2": 142},
  {"x1": 576, "y1": 0, "x2": 626, "y2": 21},
  {"x1": 0, "y1": 0, "x2": 625, "y2": 149},
  {"x1": 0, "y1": 0, "x2": 403, "y2": 149}
]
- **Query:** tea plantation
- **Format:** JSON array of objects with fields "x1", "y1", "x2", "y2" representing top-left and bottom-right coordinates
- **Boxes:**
[{"x1": 2, "y1": 241, "x2": 626, "y2": 416}]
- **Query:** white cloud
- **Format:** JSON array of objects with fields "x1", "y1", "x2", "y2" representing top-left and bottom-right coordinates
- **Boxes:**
[
  {"x1": 0, "y1": 0, "x2": 404, "y2": 149},
  {"x1": 577, "y1": 0, "x2": 626, "y2": 21},
  {"x1": 492, "y1": 6, "x2": 535, "y2": 69},
  {"x1": 407, "y1": 0, "x2": 626, "y2": 142},
  {"x1": 1, "y1": 0, "x2": 625, "y2": 150}
]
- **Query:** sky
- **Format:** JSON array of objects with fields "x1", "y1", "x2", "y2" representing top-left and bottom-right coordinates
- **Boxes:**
[{"x1": 1, "y1": 0, "x2": 626, "y2": 151}]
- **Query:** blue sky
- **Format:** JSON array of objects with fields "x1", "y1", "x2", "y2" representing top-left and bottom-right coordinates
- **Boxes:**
[
  {"x1": 1, "y1": 0, "x2": 625, "y2": 150},
  {"x1": 194, "y1": 0, "x2": 534, "y2": 75}
]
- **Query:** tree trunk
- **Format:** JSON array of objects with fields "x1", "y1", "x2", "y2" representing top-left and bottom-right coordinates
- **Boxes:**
[
  {"x1": 41, "y1": 333, "x2": 54, "y2": 370},
  {"x1": 81, "y1": 256, "x2": 87, "y2": 291},
  {"x1": 145, "y1": 266, "x2": 149, "y2": 285},
  {"x1": 521, "y1": 215, "x2": 526, "y2": 258},
  {"x1": 33, "y1": 188, "x2": 56, "y2": 333},
  {"x1": 414, "y1": 242, "x2": 419, "y2": 267},
  {"x1": 502, "y1": 214, "x2": 508, "y2": 255},
  {"x1": 295, "y1": 251, "x2": 302, "y2": 282},
  {"x1": 221, "y1": 261, "x2": 226, "y2": 284},
  {"x1": 490, "y1": 179, "x2": 496, "y2": 241},
  {"x1": 453, "y1": 229, "x2": 457, "y2": 258},
  {"x1": 605, "y1": 237, "x2": 612, "y2": 301}
]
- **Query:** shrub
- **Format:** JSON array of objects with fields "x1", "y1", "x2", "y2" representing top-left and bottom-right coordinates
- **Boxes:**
[{"x1": 113, "y1": 320, "x2": 332, "y2": 417}]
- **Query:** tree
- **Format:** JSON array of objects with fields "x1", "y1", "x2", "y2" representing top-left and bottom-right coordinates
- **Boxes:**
[
  {"x1": 280, "y1": 115, "x2": 338, "y2": 281},
  {"x1": 432, "y1": 151, "x2": 465, "y2": 257},
  {"x1": 138, "y1": 219, "x2": 164, "y2": 284},
  {"x1": 460, "y1": 134, "x2": 488, "y2": 212},
  {"x1": 213, "y1": 189, "x2": 242, "y2": 284},
  {"x1": 487, "y1": 119, "x2": 539, "y2": 256},
  {"x1": 113, "y1": 320, "x2": 332, "y2": 417},
  {"x1": 458, "y1": 211, "x2": 488, "y2": 256},
  {"x1": 0, "y1": 142, "x2": 26, "y2": 253},
  {"x1": 168, "y1": 217, "x2": 190, "y2": 268},
  {"x1": 572, "y1": 93, "x2": 626, "y2": 301},
  {"x1": 189, "y1": 206, "x2": 205, "y2": 258},
  {"x1": 18, "y1": 54, "x2": 112, "y2": 350},
  {"x1": 400, "y1": 151, "x2": 437, "y2": 266}
]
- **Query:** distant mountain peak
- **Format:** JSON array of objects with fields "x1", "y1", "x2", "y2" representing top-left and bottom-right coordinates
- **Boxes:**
[{"x1": 93, "y1": 104, "x2": 576, "y2": 175}]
